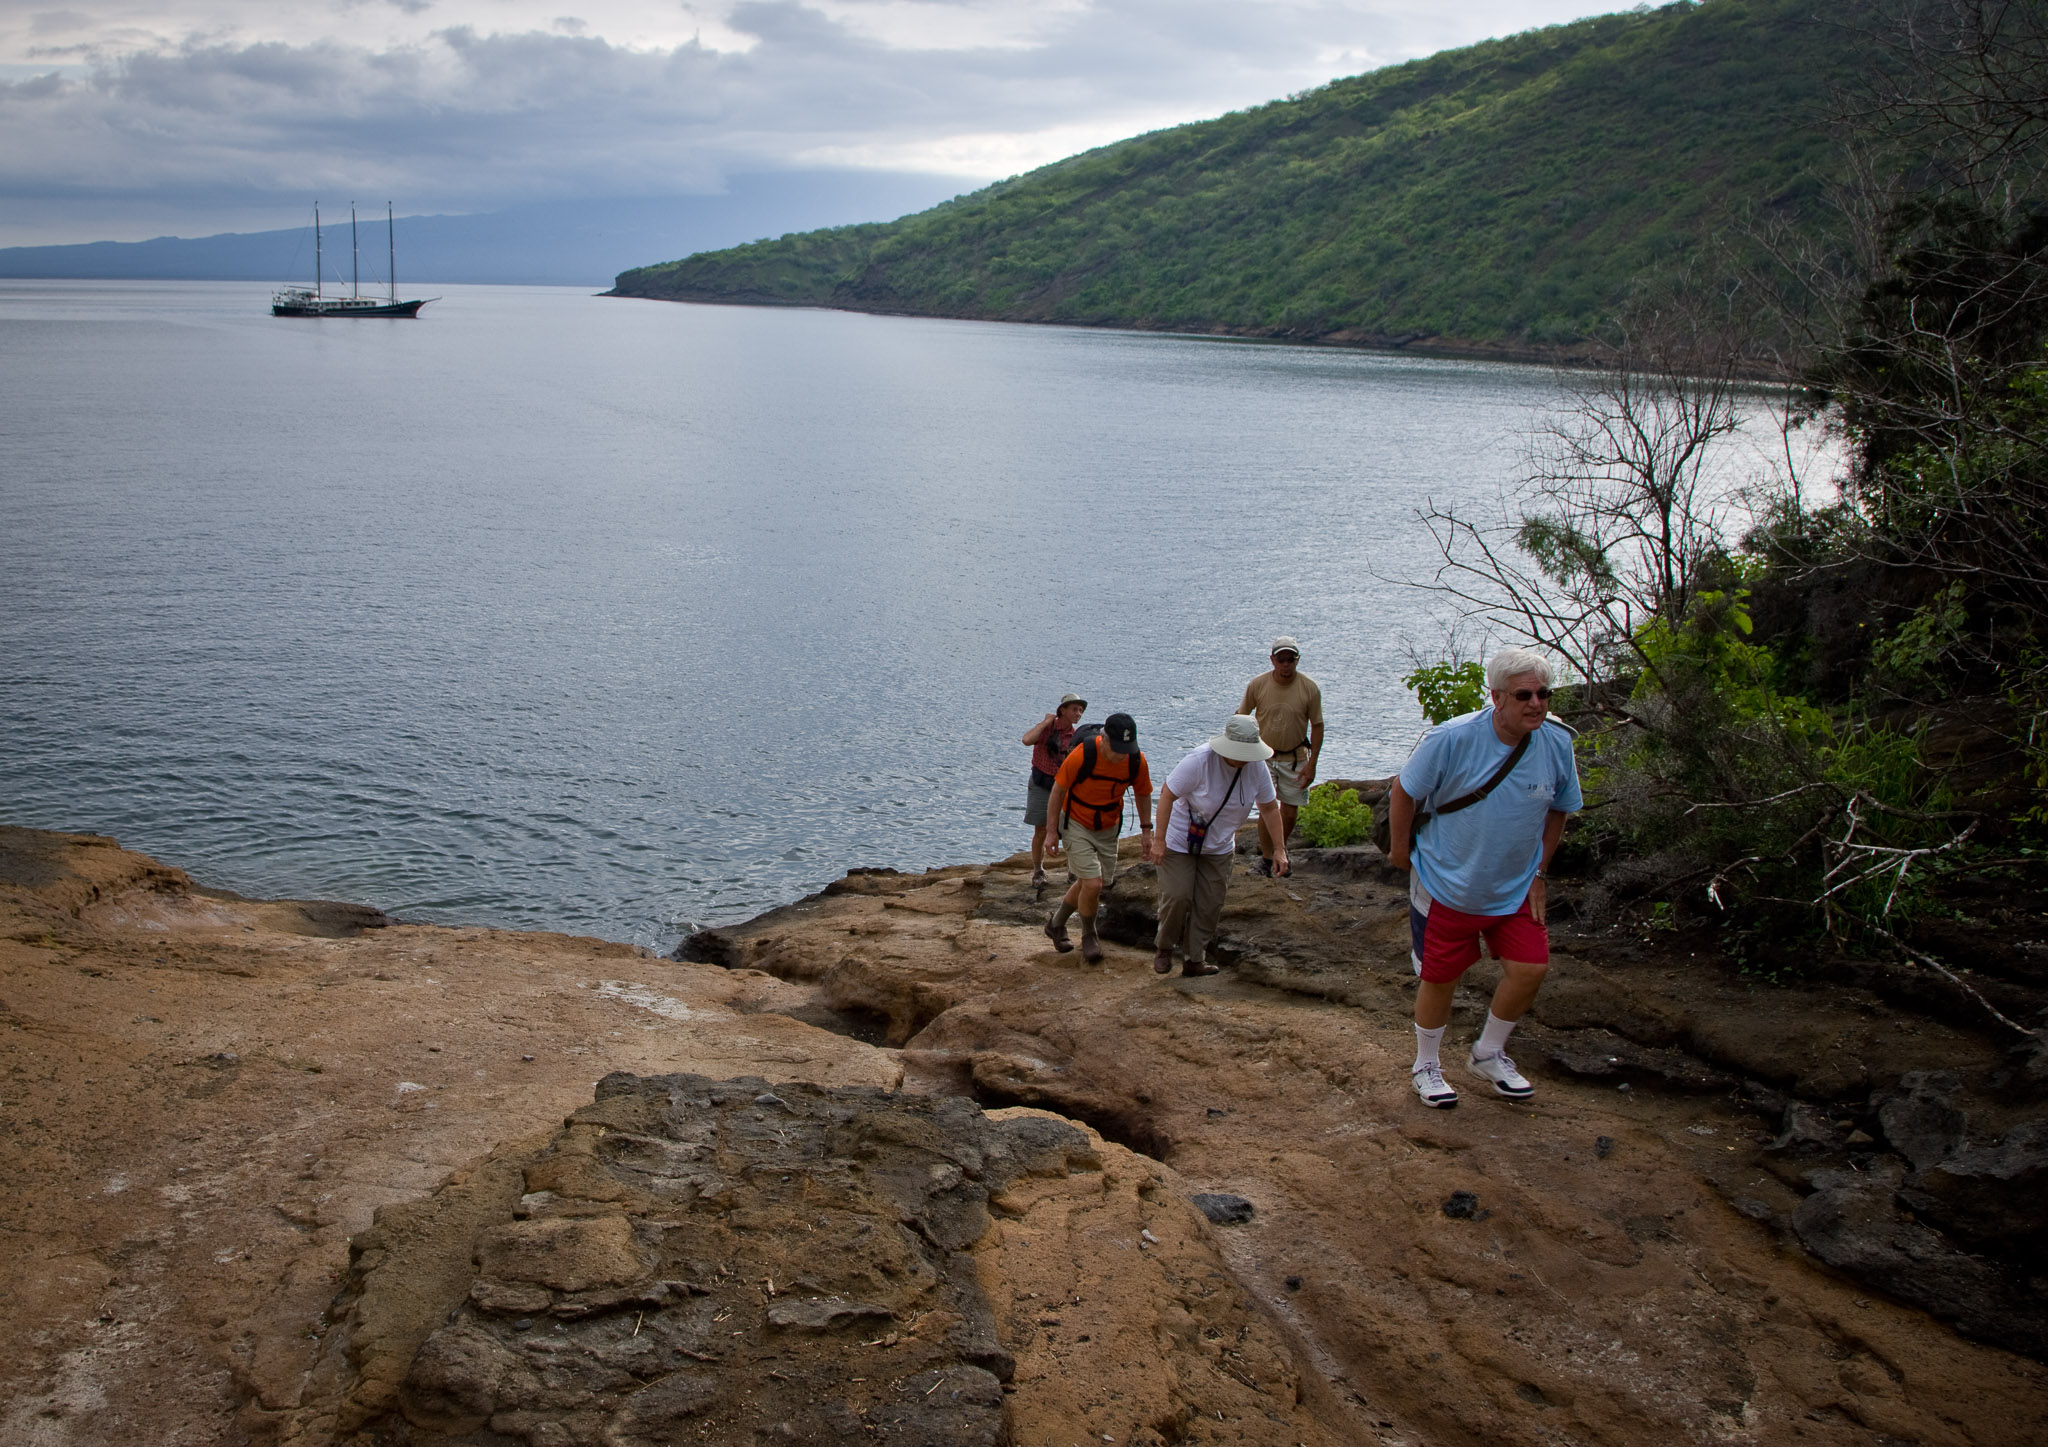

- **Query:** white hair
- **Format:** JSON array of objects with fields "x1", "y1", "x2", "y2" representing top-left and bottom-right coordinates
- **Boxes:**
[{"x1": 1486, "y1": 647, "x2": 1556, "y2": 691}]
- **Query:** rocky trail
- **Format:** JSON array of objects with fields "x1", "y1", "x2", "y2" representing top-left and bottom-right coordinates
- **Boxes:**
[{"x1": 2, "y1": 824, "x2": 2044, "y2": 1445}]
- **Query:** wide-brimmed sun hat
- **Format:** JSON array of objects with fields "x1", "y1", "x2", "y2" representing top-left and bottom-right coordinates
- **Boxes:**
[
  {"x1": 1211, "y1": 714, "x2": 1274, "y2": 762},
  {"x1": 1059, "y1": 692, "x2": 1087, "y2": 709}
]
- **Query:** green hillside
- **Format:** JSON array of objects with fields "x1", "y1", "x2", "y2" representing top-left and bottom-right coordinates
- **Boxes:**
[{"x1": 613, "y1": 0, "x2": 1876, "y2": 353}]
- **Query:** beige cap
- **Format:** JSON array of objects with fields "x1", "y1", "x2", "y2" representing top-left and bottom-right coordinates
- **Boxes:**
[
  {"x1": 1270, "y1": 636, "x2": 1300, "y2": 658},
  {"x1": 1059, "y1": 692, "x2": 1087, "y2": 709}
]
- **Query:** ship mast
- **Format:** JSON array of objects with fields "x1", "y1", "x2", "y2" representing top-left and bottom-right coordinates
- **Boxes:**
[
  {"x1": 388, "y1": 202, "x2": 396, "y2": 302},
  {"x1": 314, "y1": 203, "x2": 323, "y2": 298},
  {"x1": 351, "y1": 202, "x2": 359, "y2": 299}
]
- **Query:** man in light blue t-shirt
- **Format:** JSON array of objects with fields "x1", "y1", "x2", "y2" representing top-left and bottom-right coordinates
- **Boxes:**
[{"x1": 1387, "y1": 647, "x2": 1582, "y2": 1109}]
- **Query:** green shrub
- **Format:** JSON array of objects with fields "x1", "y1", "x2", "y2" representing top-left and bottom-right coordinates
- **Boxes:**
[
  {"x1": 1403, "y1": 660, "x2": 1487, "y2": 725},
  {"x1": 1296, "y1": 783, "x2": 1372, "y2": 847}
]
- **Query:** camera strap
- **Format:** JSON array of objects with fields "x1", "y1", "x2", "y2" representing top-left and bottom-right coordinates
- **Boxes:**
[{"x1": 1185, "y1": 760, "x2": 1245, "y2": 851}]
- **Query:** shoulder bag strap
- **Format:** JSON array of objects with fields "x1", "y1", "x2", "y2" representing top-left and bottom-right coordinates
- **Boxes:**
[{"x1": 1433, "y1": 730, "x2": 1532, "y2": 818}]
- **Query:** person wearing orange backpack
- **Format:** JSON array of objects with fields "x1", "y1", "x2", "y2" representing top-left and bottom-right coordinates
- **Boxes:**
[{"x1": 1042, "y1": 711, "x2": 1154, "y2": 964}]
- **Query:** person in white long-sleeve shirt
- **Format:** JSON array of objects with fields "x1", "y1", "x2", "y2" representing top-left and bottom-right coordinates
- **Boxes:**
[{"x1": 1147, "y1": 715, "x2": 1289, "y2": 977}]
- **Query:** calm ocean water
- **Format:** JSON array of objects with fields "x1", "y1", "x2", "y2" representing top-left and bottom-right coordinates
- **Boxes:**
[{"x1": 2, "y1": 279, "x2": 1572, "y2": 950}]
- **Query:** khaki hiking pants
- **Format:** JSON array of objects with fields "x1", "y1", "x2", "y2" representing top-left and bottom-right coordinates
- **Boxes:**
[{"x1": 1156, "y1": 849, "x2": 1232, "y2": 963}]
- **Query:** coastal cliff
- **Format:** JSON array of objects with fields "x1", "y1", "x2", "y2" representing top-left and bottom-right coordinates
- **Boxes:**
[{"x1": 2, "y1": 823, "x2": 2044, "y2": 1445}]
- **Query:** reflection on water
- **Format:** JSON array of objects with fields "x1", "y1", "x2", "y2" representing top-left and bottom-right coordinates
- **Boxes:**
[{"x1": 3, "y1": 280, "x2": 1578, "y2": 950}]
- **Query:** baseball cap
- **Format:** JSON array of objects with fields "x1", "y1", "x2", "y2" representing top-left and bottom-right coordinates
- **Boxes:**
[
  {"x1": 1103, "y1": 712, "x2": 1139, "y2": 755},
  {"x1": 1270, "y1": 636, "x2": 1300, "y2": 658}
]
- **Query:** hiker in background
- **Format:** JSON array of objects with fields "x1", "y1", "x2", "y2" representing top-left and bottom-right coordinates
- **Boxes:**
[
  {"x1": 1023, "y1": 693, "x2": 1085, "y2": 887},
  {"x1": 1238, "y1": 636, "x2": 1324, "y2": 876},
  {"x1": 1387, "y1": 646, "x2": 1581, "y2": 1110},
  {"x1": 1043, "y1": 712, "x2": 1153, "y2": 965},
  {"x1": 1148, "y1": 715, "x2": 1285, "y2": 978}
]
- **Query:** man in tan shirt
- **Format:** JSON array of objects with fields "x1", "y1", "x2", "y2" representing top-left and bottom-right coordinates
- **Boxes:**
[{"x1": 1238, "y1": 636, "x2": 1324, "y2": 873}]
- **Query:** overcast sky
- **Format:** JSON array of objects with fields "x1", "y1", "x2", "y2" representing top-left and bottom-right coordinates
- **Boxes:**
[{"x1": 0, "y1": 0, "x2": 1629, "y2": 246}]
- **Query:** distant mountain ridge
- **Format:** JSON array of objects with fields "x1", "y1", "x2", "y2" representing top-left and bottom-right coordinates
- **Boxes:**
[
  {"x1": 612, "y1": 0, "x2": 1868, "y2": 354},
  {"x1": 0, "y1": 174, "x2": 974, "y2": 288}
]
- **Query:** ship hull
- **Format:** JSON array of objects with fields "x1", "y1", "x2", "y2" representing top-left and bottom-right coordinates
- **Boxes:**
[{"x1": 271, "y1": 298, "x2": 427, "y2": 318}]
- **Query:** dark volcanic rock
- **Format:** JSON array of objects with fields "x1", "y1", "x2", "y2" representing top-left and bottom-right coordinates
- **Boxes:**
[
  {"x1": 1521, "y1": 1022, "x2": 1738, "y2": 1093},
  {"x1": 1793, "y1": 1168, "x2": 2048, "y2": 1359},
  {"x1": 1190, "y1": 1192, "x2": 1255, "y2": 1225},
  {"x1": 1769, "y1": 1101, "x2": 1849, "y2": 1159},
  {"x1": 1904, "y1": 1119, "x2": 2048, "y2": 1270},
  {"x1": 330, "y1": 1073, "x2": 1103, "y2": 1445},
  {"x1": 1872, "y1": 1071, "x2": 2048, "y2": 1269},
  {"x1": 1876, "y1": 1071, "x2": 1968, "y2": 1169},
  {"x1": 285, "y1": 898, "x2": 392, "y2": 936},
  {"x1": 674, "y1": 927, "x2": 742, "y2": 966}
]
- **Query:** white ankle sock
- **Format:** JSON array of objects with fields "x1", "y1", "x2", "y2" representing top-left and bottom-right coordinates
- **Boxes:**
[
  {"x1": 1413, "y1": 1023, "x2": 1445, "y2": 1072},
  {"x1": 1474, "y1": 1011, "x2": 1517, "y2": 1060}
]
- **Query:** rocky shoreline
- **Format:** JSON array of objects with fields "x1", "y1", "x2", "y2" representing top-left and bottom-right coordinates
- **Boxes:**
[{"x1": 3, "y1": 822, "x2": 2045, "y2": 1445}]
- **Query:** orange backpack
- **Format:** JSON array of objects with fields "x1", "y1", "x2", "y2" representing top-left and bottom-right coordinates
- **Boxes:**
[{"x1": 1063, "y1": 738, "x2": 1141, "y2": 830}]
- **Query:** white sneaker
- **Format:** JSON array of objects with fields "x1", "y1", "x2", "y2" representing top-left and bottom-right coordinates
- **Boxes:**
[
  {"x1": 1411, "y1": 1062, "x2": 1459, "y2": 1109},
  {"x1": 1468, "y1": 1050, "x2": 1534, "y2": 1100}
]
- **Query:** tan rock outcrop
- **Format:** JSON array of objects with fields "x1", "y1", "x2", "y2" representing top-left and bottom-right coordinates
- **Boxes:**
[
  {"x1": 295, "y1": 1071, "x2": 1347, "y2": 1446},
  {"x1": 6, "y1": 824, "x2": 2048, "y2": 1447}
]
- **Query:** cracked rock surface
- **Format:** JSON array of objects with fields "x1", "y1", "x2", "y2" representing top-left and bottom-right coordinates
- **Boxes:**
[
  {"x1": 7, "y1": 824, "x2": 2048, "y2": 1446},
  {"x1": 300, "y1": 1072, "x2": 1345, "y2": 1447}
]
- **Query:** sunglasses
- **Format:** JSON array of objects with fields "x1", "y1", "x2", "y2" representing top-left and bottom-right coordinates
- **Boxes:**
[{"x1": 1507, "y1": 688, "x2": 1553, "y2": 702}]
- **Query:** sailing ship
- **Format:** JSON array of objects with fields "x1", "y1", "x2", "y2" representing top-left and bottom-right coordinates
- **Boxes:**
[{"x1": 272, "y1": 203, "x2": 434, "y2": 317}]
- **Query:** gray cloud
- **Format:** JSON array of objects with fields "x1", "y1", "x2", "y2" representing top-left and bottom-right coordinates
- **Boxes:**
[
  {"x1": 0, "y1": 0, "x2": 1622, "y2": 244},
  {"x1": 29, "y1": 11, "x2": 96, "y2": 36}
]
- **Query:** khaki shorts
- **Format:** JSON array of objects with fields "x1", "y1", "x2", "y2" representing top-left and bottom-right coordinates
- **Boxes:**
[
  {"x1": 1269, "y1": 754, "x2": 1311, "y2": 807},
  {"x1": 1060, "y1": 820, "x2": 1123, "y2": 884}
]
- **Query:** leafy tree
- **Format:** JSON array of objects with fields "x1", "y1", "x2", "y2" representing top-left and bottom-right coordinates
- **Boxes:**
[{"x1": 1412, "y1": 295, "x2": 1752, "y2": 702}]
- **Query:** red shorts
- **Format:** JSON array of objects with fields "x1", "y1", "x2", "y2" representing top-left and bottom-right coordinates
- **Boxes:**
[{"x1": 1410, "y1": 894, "x2": 1548, "y2": 983}]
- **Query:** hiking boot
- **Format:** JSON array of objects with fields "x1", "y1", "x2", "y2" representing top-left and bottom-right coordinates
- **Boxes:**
[
  {"x1": 1080, "y1": 922, "x2": 1105, "y2": 964},
  {"x1": 1044, "y1": 910, "x2": 1074, "y2": 953},
  {"x1": 1254, "y1": 856, "x2": 1273, "y2": 877},
  {"x1": 1412, "y1": 1063, "x2": 1459, "y2": 1109},
  {"x1": 1468, "y1": 1050, "x2": 1534, "y2": 1101},
  {"x1": 1030, "y1": 866, "x2": 1047, "y2": 887},
  {"x1": 1182, "y1": 958, "x2": 1219, "y2": 977},
  {"x1": 1153, "y1": 949, "x2": 1174, "y2": 975}
]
